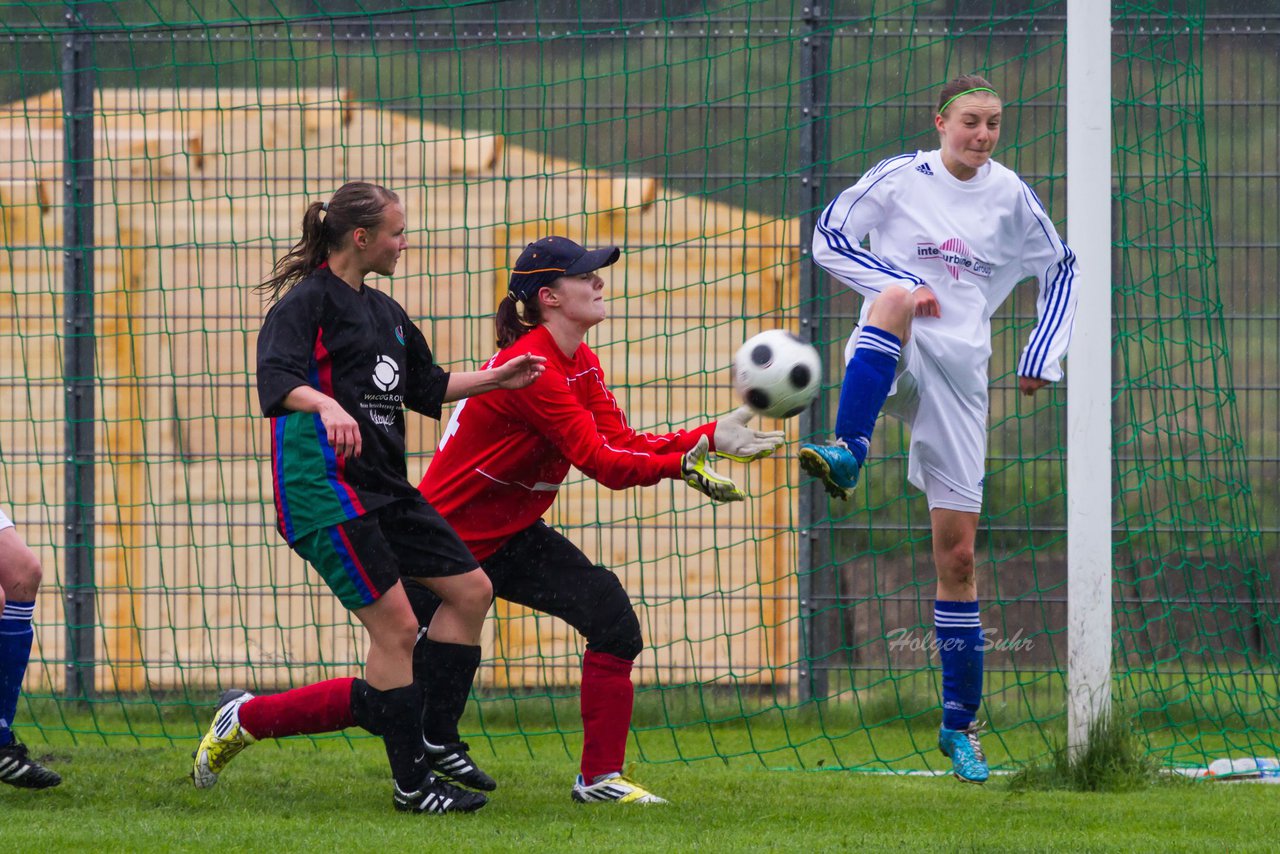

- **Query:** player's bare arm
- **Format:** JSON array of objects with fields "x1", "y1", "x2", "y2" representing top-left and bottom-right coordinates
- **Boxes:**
[{"x1": 442, "y1": 353, "x2": 548, "y2": 402}]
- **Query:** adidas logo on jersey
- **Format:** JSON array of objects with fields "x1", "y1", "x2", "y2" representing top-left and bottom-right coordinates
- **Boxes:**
[{"x1": 915, "y1": 162, "x2": 934, "y2": 176}]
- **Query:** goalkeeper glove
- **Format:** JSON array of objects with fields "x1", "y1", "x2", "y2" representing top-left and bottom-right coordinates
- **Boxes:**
[
  {"x1": 712, "y1": 406, "x2": 786, "y2": 463},
  {"x1": 681, "y1": 436, "x2": 745, "y2": 503}
]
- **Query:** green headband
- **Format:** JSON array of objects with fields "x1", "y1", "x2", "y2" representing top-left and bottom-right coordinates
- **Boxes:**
[{"x1": 939, "y1": 86, "x2": 999, "y2": 115}]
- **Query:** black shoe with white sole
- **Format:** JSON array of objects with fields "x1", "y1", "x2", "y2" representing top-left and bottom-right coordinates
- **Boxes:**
[
  {"x1": 393, "y1": 773, "x2": 489, "y2": 814},
  {"x1": 423, "y1": 739, "x2": 496, "y2": 791},
  {"x1": 0, "y1": 738, "x2": 62, "y2": 789}
]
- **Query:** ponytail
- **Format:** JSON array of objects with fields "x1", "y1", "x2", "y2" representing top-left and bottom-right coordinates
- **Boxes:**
[
  {"x1": 256, "y1": 181, "x2": 400, "y2": 304},
  {"x1": 495, "y1": 291, "x2": 546, "y2": 349}
]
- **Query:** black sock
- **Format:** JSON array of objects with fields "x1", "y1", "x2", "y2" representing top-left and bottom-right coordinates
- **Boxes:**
[
  {"x1": 415, "y1": 638, "x2": 481, "y2": 746},
  {"x1": 350, "y1": 678, "x2": 426, "y2": 789},
  {"x1": 350, "y1": 678, "x2": 383, "y2": 735}
]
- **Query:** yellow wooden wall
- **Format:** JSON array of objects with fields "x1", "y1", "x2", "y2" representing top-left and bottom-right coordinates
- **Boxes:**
[{"x1": 0, "y1": 87, "x2": 800, "y2": 694}]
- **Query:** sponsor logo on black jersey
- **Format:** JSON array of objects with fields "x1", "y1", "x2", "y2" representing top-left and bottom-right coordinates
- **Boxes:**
[
  {"x1": 372, "y1": 354, "x2": 400, "y2": 392},
  {"x1": 366, "y1": 356, "x2": 404, "y2": 430}
]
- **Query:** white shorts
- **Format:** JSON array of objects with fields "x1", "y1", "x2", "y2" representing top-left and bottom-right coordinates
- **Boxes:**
[
  {"x1": 0, "y1": 507, "x2": 12, "y2": 532},
  {"x1": 846, "y1": 329, "x2": 988, "y2": 513}
]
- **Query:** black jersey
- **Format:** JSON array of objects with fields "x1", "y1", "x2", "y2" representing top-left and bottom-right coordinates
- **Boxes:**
[{"x1": 256, "y1": 266, "x2": 450, "y2": 543}]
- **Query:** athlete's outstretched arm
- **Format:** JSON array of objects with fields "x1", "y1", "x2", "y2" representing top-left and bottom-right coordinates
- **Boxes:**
[
  {"x1": 511, "y1": 370, "x2": 689, "y2": 490},
  {"x1": 442, "y1": 354, "x2": 547, "y2": 403},
  {"x1": 574, "y1": 363, "x2": 781, "y2": 462},
  {"x1": 521, "y1": 365, "x2": 745, "y2": 502},
  {"x1": 575, "y1": 367, "x2": 713, "y2": 456}
]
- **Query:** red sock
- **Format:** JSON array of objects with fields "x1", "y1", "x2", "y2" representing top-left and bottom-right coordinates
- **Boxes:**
[
  {"x1": 580, "y1": 650, "x2": 634, "y2": 782},
  {"x1": 237, "y1": 677, "x2": 357, "y2": 740}
]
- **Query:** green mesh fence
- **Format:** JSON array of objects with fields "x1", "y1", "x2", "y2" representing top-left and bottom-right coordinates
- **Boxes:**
[
  {"x1": 0, "y1": 0, "x2": 1276, "y2": 775},
  {"x1": 1109, "y1": 3, "x2": 1279, "y2": 766}
]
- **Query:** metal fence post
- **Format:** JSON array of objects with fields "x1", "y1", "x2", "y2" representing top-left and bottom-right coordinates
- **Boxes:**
[
  {"x1": 797, "y1": 3, "x2": 829, "y2": 703},
  {"x1": 62, "y1": 2, "x2": 96, "y2": 700}
]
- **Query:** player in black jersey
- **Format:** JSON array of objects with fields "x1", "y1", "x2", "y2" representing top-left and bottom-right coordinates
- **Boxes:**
[{"x1": 192, "y1": 181, "x2": 544, "y2": 814}]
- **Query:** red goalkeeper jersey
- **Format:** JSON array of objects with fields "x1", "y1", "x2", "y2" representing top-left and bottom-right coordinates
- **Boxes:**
[{"x1": 419, "y1": 324, "x2": 717, "y2": 561}]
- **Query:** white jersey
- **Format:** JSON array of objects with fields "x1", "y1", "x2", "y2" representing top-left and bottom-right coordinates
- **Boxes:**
[
  {"x1": 813, "y1": 149, "x2": 1079, "y2": 512},
  {"x1": 812, "y1": 148, "x2": 1078, "y2": 388}
]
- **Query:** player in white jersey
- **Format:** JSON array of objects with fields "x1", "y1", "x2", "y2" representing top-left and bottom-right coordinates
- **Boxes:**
[{"x1": 799, "y1": 75, "x2": 1079, "y2": 783}]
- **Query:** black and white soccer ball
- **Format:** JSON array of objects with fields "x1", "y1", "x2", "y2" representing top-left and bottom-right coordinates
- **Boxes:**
[{"x1": 733, "y1": 330, "x2": 822, "y2": 419}]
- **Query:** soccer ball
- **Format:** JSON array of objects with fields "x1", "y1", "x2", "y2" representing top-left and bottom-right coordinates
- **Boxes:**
[{"x1": 733, "y1": 330, "x2": 822, "y2": 419}]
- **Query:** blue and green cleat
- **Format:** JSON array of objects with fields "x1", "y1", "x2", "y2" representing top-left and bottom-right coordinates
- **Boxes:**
[
  {"x1": 938, "y1": 722, "x2": 989, "y2": 784},
  {"x1": 798, "y1": 439, "x2": 862, "y2": 501}
]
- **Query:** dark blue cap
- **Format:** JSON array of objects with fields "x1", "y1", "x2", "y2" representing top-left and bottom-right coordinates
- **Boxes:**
[{"x1": 508, "y1": 236, "x2": 620, "y2": 301}]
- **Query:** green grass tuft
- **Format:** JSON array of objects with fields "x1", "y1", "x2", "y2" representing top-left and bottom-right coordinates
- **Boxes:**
[{"x1": 1009, "y1": 708, "x2": 1169, "y2": 793}]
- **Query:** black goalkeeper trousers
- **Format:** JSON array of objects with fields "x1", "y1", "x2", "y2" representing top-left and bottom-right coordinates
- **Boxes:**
[{"x1": 402, "y1": 521, "x2": 644, "y2": 662}]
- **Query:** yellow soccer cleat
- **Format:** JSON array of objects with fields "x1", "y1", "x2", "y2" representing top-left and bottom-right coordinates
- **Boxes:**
[
  {"x1": 571, "y1": 772, "x2": 669, "y2": 805},
  {"x1": 191, "y1": 689, "x2": 256, "y2": 789}
]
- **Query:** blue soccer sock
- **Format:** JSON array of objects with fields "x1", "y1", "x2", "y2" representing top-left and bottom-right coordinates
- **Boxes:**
[
  {"x1": 935, "y1": 600, "x2": 983, "y2": 731},
  {"x1": 0, "y1": 600, "x2": 36, "y2": 747},
  {"x1": 833, "y1": 326, "x2": 902, "y2": 466}
]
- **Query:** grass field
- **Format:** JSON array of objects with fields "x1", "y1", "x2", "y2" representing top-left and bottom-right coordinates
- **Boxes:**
[
  {"x1": 16, "y1": 672, "x2": 1278, "y2": 774},
  {"x1": 5, "y1": 723, "x2": 1279, "y2": 852}
]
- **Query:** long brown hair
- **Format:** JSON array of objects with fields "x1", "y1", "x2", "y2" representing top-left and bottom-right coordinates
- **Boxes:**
[
  {"x1": 495, "y1": 287, "x2": 556, "y2": 349},
  {"x1": 937, "y1": 74, "x2": 1000, "y2": 116},
  {"x1": 256, "y1": 181, "x2": 400, "y2": 303}
]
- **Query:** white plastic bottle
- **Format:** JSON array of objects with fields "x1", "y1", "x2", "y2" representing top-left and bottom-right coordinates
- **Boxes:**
[{"x1": 1207, "y1": 757, "x2": 1280, "y2": 779}]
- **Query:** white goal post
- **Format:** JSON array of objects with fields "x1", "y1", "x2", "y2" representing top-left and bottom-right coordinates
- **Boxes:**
[{"x1": 1066, "y1": 0, "x2": 1114, "y2": 753}]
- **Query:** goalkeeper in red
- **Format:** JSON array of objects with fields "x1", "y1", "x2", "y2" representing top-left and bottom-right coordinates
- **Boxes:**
[
  {"x1": 800, "y1": 75, "x2": 1079, "y2": 783},
  {"x1": 411, "y1": 236, "x2": 784, "y2": 804}
]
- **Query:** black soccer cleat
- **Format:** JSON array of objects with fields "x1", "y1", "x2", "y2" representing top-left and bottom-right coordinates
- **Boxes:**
[
  {"x1": 0, "y1": 738, "x2": 63, "y2": 789},
  {"x1": 393, "y1": 773, "x2": 489, "y2": 814},
  {"x1": 423, "y1": 739, "x2": 497, "y2": 791}
]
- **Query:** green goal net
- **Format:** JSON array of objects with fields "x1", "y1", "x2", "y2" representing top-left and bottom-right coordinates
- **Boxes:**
[{"x1": 0, "y1": 0, "x2": 1275, "y2": 775}]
